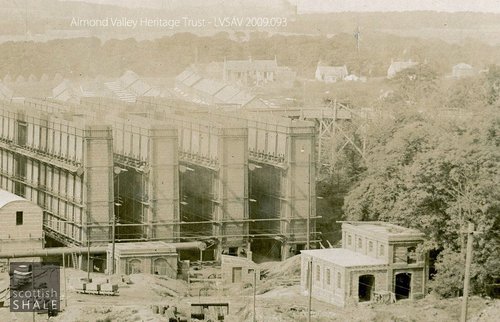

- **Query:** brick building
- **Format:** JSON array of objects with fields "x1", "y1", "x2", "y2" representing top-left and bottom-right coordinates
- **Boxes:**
[
  {"x1": 0, "y1": 189, "x2": 43, "y2": 255},
  {"x1": 301, "y1": 221, "x2": 428, "y2": 306}
]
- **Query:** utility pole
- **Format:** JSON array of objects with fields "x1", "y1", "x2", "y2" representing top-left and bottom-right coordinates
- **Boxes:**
[
  {"x1": 306, "y1": 153, "x2": 312, "y2": 250},
  {"x1": 253, "y1": 269, "x2": 257, "y2": 322},
  {"x1": 460, "y1": 222, "x2": 475, "y2": 322},
  {"x1": 308, "y1": 258, "x2": 313, "y2": 322},
  {"x1": 63, "y1": 253, "x2": 67, "y2": 308}
]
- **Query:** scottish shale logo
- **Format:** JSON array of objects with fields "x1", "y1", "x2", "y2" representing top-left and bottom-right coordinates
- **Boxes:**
[{"x1": 9, "y1": 262, "x2": 60, "y2": 313}]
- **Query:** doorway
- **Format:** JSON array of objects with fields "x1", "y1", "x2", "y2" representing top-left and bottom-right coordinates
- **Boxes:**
[
  {"x1": 232, "y1": 267, "x2": 242, "y2": 283},
  {"x1": 395, "y1": 273, "x2": 412, "y2": 300},
  {"x1": 358, "y1": 274, "x2": 375, "y2": 302}
]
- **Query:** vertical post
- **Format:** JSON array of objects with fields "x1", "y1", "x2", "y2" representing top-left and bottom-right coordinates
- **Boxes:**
[
  {"x1": 111, "y1": 174, "x2": 118, "y2": 275},
  {"x1": 63, "y1": 253, "x2": 67, "y2": 308},
  {"x1": 460, "y1": 222, "x2": 474, "y2": 322},
  {"x1": 31, "y1": 260, "x2": 35, "y2": 322},
  {"x1": 306, "y1": 153, "x2": 310, "y2": 250},
  {"x1": 253, "y1": 269, "x2": 257, "y2": 322},
  {"x1": 87, "y1": 225, "x2": 90, "y2": 281},
  {"x1": 308, "y1": 258, "x2": 313, "y2": 322}
]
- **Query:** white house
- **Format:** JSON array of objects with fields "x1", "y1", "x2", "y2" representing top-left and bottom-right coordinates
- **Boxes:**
[
  {"x1": 315, "y1": 65, "x2": 348, "y2": 83},
  {"x1": 452, "y1": 63, "x2": 475, "y2": 78},
  {"x1": 387, "y1": 60, "x2": 418, "y2": 78}
]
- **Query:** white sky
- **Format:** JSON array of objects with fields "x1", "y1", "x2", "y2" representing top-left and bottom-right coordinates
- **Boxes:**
[
  {"x1": 60, "y1": 0, "x2": 500, "y2": 13},
  {"x1": 297, "y1": 0, "x2": 500, "y2": 13}
]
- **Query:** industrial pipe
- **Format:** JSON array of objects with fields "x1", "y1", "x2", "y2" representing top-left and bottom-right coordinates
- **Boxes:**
[{"x1": 0, "y1": 241, "x2": 207, "y2": 259}]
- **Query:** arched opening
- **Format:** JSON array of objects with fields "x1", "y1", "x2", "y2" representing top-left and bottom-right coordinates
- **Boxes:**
[
  {"x1": 395, "y1": 273, "x2": 412, "y2": 300},
  {"x1": 358, "y1": 274, "x2": 375, "y2": 302},
  {"x1": 127, "y1": 259, "x2": 142, "y2": 275},
  {"x1": 153, "y1": 258, "x2": 168, "y2": 275}
]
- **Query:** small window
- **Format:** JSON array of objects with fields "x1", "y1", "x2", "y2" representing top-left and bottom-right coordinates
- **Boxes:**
[
  {"x1": 407, "y1": 246, "x2": 417, "y2": 264},
  {"x1": 369, "y1": 241, "x2": 374, "y2": 252},
  {"x1": 357, "y1": 238, "x2": 362, "y2": 248},
  {"x1": 347, "y1": 235, "x2": 352, "y2": 245},
  {"x1": 316, "y1": 265, "x2": 320, "y2": 281},
  {"x1": 337, "y1": 272, "x2": 342, "y2": 289},
  {"x1": 16, "y1": 211, "x2": 23, "y2": 225},
  {"x1": 326, "y1": 269, "x2": 331, "y2": 285},
  {"x1": 379, "y1": 244, "x2": 385, "y2": 256}
]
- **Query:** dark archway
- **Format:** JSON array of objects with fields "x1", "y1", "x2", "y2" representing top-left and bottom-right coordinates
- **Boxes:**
[
  {"x1": 127, "y1": 259, "x2": 142, "y2": 275},
  {"x1": 358, "y1": 274, "x2": 375, "y2": 302},
  {"x1": 395, "y1": 273, "x2": 412, "y2": 300}
]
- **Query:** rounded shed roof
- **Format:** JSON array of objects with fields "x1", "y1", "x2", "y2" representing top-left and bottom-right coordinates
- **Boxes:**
[{"x1": 0, "y1": 189, "x2": 26, "y2": 209}]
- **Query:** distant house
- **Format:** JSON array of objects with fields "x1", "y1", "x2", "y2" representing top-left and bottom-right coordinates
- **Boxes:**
[
  {"x1": 387, "y1": 60, "x2": 418, "y2": 78},
  {"x1": 0, "y1": 189, "x2": 43, "y2": 256},
  {"x1": 223, "y1": 57, "x2": 278, "y2": 86},
  {"x1": 315, "y1": 64, "x2": 348, "y2": 83},
  {"x1": 301, "y1": 221, "x2": 428, "y2": 307},
  {"x1": 452, "y1": 63, "x2": 475, "y2": 78}
]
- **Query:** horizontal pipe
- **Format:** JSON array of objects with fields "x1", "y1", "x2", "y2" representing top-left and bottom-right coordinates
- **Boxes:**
[
  {"x1": 0, "y1": 246, "x2": 107, "y2": 259},
  {"x1": 0, "y1": 241, "x2": 207, "y2": 259}
]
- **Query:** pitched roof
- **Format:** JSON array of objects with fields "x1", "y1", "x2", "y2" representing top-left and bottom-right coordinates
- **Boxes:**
[
  {"x1": 316, "y1": 65, "x2": 348, "y2": 77},
  {"x1": 0, "y1": 81, "x2": 13, "y2": 100},
  {"x1": 225, "y1": 59, "x2": 278, "y2": 72},
  {"x1": 0, "y1": 189, "x2": 25, "y2": 209},
  {"x1": 388, "y1": 61, "x2": 418, "y2": 76},
  {"x1": 453, "y1": 63, "x2": 473, "y2": 69},
  {"x1": 192, "y1": 78, "x2": 226, "y2": 96}
]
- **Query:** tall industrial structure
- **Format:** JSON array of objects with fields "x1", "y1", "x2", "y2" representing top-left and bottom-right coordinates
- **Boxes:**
[{"x1": 0, "y1": 97, "x2": 319, "y2": 261}]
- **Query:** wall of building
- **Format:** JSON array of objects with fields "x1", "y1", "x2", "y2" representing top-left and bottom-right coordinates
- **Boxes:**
[
  {"x1": 0, "y1": 200, "x2": 43, "y2": 253},
  {"x1": 300, "y1": 255, "x2": 347, "y2": 307}
]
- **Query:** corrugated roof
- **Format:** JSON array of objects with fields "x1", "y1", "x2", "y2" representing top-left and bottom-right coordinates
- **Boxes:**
[
  {"x1": 214, "y1": 84, "x2": 240, "y2": 102},
  {"x1": 176, "y1": 69, "x2": 195, "y2": 83},
  {"x1": 0, "y1": 189, "x2": 25, "y2": 209},
  {"x1": 301, "y1": 248, "x2": 387, "y2": 267},
  {"x1": 0, "y1": 81, "x2": 14, "y2": 100},
  {"x1": 129, "y1": 79, "x2": 152, "y2": 96},
  {"x1": 192, "y1": 78, "x2": 226, "y2": 95},
  {"x1": 120, "y1": 70, "x2": 140, "y2": 88},
  {"x1": 183, "y1": 74, "x2": 202, "y2": 87}
]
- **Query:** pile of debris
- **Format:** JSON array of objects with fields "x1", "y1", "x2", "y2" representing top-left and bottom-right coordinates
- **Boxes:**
[{"x1": 258, "y1": 255, "x2": 301, "y2": 293}]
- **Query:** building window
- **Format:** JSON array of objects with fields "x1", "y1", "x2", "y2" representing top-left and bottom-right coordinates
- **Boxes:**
[
  {"x1": 16, "y1": 211, "x2": 23, "y2": 225},
  {"x1": 357, "y1": 238, "x2": 362, "y2": 248},
  {"x1": 379, "y1": 244, "x2": 385, "y2": 256},
  {"x1": 369, "y1": 241, "x2": 374, "y2": 252},
  {"x1": 407, "y1": 246, "x2": 417, "y2": 264},
  {"x1": 337, "y1": 272, "x2": 342, "y2": 289},
  {"x1": 347, "y1": 235, "x2": 352, "y2": 245},
  {"x1": 316, "y1": 265, "x2": 320, "y2": 281},
  {"x1": 326, "y1": 269, "x2": 331, "y2": 285}
]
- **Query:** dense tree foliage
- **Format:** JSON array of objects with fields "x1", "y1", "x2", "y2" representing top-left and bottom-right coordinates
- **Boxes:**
[{"x1": 342, "y1": 102, "x2": 499, "y2": 296}]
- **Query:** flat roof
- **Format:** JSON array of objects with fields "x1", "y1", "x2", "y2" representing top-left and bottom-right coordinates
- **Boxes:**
[
  {"x1": 301, "y1": 248, "x2": 387, "y2": 268},
  {"x1": 0, "y1": 189, "x2": 26, "y2": 209},
  {"x1": 340, "y1": 221, "x2": 425, "y2": 238}
]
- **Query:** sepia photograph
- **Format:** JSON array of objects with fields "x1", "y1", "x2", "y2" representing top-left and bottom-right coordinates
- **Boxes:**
[{"x1": 0, "y1": 0, "x2": 499, "y2": 321}]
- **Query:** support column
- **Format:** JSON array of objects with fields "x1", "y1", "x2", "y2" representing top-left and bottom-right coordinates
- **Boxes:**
[
  {"x1": 147, "y1": 125, "x2": 179, "y2": 241},
  {"x1": 282, "y1": 122, "x2": 316, "y2": 260},
  {"x1": 214, "y1": 125, "x2": 248, "y2": 260},
  {"x1": 83, "y1": 124, "x2": 114, "y2": 246}
]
